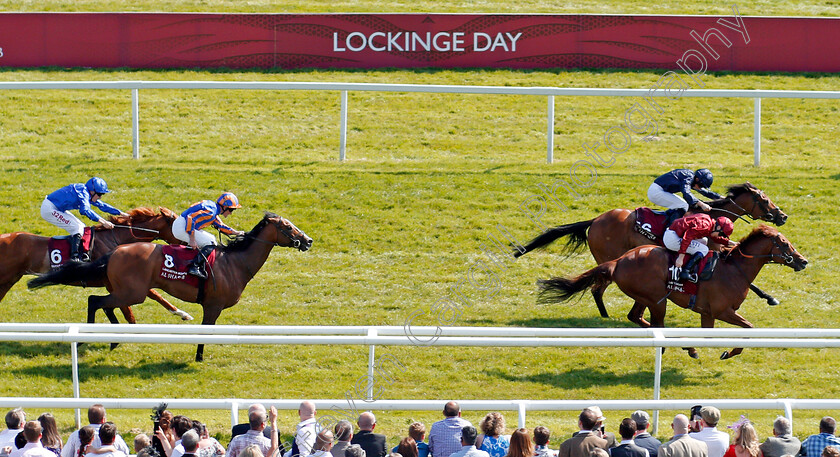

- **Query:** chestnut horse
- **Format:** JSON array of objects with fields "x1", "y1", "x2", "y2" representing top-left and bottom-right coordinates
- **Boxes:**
[
  {"x1": 536, "y1": 225, "x2": 807, "y2": 359},
  {"x1": 517, "y1": 183, "x2": 788, "y2": 320},
  {"x1": 0, "y1": 207, "x2": 192, "y2": 323},
  {"x1": 29, "y1": 213, "x2": 313, "y2": 362}
]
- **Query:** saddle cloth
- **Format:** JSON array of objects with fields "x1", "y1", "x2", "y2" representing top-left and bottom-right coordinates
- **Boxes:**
[
  {"x1": 159, "y1": 245, "x2": 217, "y2": 287},
  {"x1": 665, "y1": 251, "x2": 718, "y2": 295},
  {"x1": 47, "y1": 227, "x2": 93, "y2": 270},
  {"x1": 633, "y1": 207, "x2": 669, "y2": 243}
]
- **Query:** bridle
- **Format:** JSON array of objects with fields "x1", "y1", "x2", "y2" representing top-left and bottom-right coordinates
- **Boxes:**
[
  {"x1": 732, "y1": 234, "x2": 797, "y2": 265},
  {"x1": 726, "y1": 190, "x2": 776, "y2": 222},
  {"x1": 245, "y1": 217, "x2": 303, "y2": 248}
]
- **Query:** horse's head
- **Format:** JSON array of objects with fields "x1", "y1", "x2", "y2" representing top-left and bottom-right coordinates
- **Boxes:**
[
  {"x1": 101, "y1": 207, "x2": 177, "y2": 244},
  {"x1": 264, "y1": 213, "x2": 313, "y2": 252},
  {"x1": 768, "y1": 231, "x2": 808, "y2": 271},
  {"x1": 726, "y1": 182, "x2": 788, "y2": 226},
  {"x1": 737, "y1": 225, "x2": 807, "y2": 271}
]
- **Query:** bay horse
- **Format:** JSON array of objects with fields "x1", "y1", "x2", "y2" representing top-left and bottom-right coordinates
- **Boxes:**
[
  {"x1": 517, "y1": 183, "x2": 788, "y2": 320},
  {"x1": 29, "y1": 212, "x2": 313, "y2": 362},
  {"x1": 0, "y1": 207, "x2": 193, "y2": 323},
  {"x1": 536, "y1": 225, "x2": 807, "y2": 359}
]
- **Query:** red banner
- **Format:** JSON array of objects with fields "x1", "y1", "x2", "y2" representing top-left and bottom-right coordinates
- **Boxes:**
[{"x1": 0, "y1": 12, "x2": 836, "y2": 72}]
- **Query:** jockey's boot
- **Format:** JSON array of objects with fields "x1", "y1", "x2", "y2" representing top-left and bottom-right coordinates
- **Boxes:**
[
  {"x1": 679, "y1": 252, "x2": 705, "y2": 283},
  {"x1": 187, "y1": 245, "x2": 215, "y2": 279},
  {"x1": 69, "y1": 233, "x2": 83, "y2": 262},
  {"x1": 664, "y1": 208, "x2": 687, "y2": 227}
]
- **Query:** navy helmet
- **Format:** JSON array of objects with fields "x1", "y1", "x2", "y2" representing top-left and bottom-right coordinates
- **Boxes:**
[
  {"x1": 85, "y1": 177, "x2": 110, "y2": 195},
  {"x1": 694, "y1": 169, "x2": 713, "y2": 188}
]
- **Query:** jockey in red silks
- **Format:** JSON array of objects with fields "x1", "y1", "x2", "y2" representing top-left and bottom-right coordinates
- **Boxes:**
[
  {"x1": 173, "y1": 192, "x2": 245, "y2": 279},
  {"x1": 40, "y1": 177, "x2": 129, "y2": 261},
  {"x1": 664, "y1": 213, "x2": 736, "y2": 282}
]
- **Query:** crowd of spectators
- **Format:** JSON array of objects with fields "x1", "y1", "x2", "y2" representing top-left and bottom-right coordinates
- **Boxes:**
[{"x1": 0, "y1": 404, "x2": 838, "y2": 457}]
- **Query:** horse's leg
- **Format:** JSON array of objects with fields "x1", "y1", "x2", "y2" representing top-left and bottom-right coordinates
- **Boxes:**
[
  {"x1": 749, "y1": 283, "x2": 780, "y2": 306},
  {"x1": 147, "y1": 289, "x2": 194, "y2": 321},
  {"x1": 715, "y1": 309, "x2": 754, "y2": 360},
  {"x1": 627, "y1": 301, "x2": 651, "y2": 328},
  {"x1": 196, "y1": 305, "x2": 223, "y2": 362},
  {"x1": 591, "y1": 286, "x2": 610, "y2": 318},
  {"x1": 104, "y1": 307, "x2": 123, "y2": 351}
]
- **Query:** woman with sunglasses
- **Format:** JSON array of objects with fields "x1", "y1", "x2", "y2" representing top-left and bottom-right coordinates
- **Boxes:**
[
  {"x1": 40, "y1": 177, "x2": 129, "y2": 262},
  {"x1": 173, "y1": 192, "x2": 245, "y2": 279}
]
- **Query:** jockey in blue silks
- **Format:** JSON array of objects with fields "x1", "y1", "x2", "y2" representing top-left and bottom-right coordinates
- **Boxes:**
[
  {"x1": 647, "y1": 168, "x2": 722, "y2": 215},
  {"x1": 40, "y1": 177, "x2": 128, "y2": 261},
  {"x1": 172, "y1": 192, "x2": 245, "y2": 279}
]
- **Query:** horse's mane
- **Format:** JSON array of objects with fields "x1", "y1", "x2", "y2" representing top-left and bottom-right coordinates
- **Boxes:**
[
  {"x1": 722, "y1": 224, "x2": 778, "y2": 257},
  {"x1": 95, "y1": 207, "x2": 158, "y2": 231},
  {"x1": 709, "y1": 182, "x2": 757, "y2": 208},
  {"x1": 223, "y1": 212, "x2": 279, "y2": 252}
]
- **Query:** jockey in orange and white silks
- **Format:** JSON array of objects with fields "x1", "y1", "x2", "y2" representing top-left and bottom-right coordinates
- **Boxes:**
[
  {"x1": 41, "y1": 177, "x2": 128, "y2": 261},
  {"x1": 173, "y1": 192, "x2": 245, "y2": 279}
]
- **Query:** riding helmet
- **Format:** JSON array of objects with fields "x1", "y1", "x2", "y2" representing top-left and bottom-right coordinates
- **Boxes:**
[
  {"x1": 694, "y1": 168, "x2": 714, "y2": 188},
  {"x1": 716, "y1": 217, "x2": 734, "y2": 236},
  {"x1": 85, "y1": 177, "x2": 110, "y2": 194},
  {"x1": 217, "y1": 192, "x2": 242, "y2": 209}
]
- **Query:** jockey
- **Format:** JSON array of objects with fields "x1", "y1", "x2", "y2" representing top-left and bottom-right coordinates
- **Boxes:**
[
  {"x1": 648, "y1": 168, "x2": 722, "y2": 215},
  {"x1": 173, "y1": 192, "x2": 245, "y2": 279},
  {"x1": 40, "y1": 177, "x2": 128, "y2": 262},
  {"x1": 664, "y1": 213, "x2": 736, "y2": 282}
]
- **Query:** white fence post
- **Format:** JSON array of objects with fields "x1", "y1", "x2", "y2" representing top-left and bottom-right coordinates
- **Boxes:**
[
  {"x1": 132, "y1": 88, "x2": 140, "y2": 160},
  {"x1": 517, "y1": 402, "x2": 527, "y2": 429},
  {"x1": 546, "y1": 95, "x2": 554, "y2": 164},
  {"x1": 69, "y1": 325, "x2": 81, "y2": 428},
  {"x1": 367, "y1": 328, "x2": 377, "y2": 401},
  {"x1": 754, "y1": 97, "x2": 761, "y2": 167},
  {"x1": 340, "y1": 90, "x2": 348, "y2": 161}
]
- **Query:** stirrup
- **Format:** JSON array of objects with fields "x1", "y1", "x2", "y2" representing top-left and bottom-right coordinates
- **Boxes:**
[{"x1": 188, "y1": 265, "x2": 207, "y2": 279}]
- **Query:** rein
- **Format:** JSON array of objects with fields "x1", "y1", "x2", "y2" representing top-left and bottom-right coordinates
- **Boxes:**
[
  {"x1": 725, "y1": 191, "x2": 773, "y2": 222},
  {"x1": 730, "y1": 236, "x2": 796, "y2": 264},
  {"x1": 241, "y1": 218, "x2": 302, "y2": 248},
  {"x1": 112, "y1": 224, "x2": 160, "y2": 241}
]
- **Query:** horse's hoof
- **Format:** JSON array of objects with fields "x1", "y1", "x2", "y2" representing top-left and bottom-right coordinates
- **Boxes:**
[
  {"x1": 110, "y1": 343, "x2": 119, "y2": 351},
  {"x1": 767, "y1": 297, "x2": 780, "y2": 306},
  {"x1": 720, "y1": 351, "x2": 730, "y2": 360},
  {"x1": 689, "y1": 351, "x2": 699, "y2": 359}
]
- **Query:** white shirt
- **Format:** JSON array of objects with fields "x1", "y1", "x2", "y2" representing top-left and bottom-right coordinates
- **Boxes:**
[
  {"x1": 0, "y1": 429, "x2": 23, "y2": 452},
  {"x1": 689, "y1": 427, "x2": 728, "y2": 457},
  {"x1": 283, "y1": 418, "x2": 320, "y2": 457},
  {"x1": 85, "y1": 450, "x2": 127, "y2": 457},
  {"x1": 11, "y1": 442, "x2": 55, "y2": 457},
  {"x1": 61, "y1": 424, "x2": 130, "y2": 457},
  {"x1": 171, "y1": 440, "x2": 185, "y2": 457}
]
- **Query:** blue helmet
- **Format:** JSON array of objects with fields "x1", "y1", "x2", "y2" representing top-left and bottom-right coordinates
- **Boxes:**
[
  {"x1": 694, "y1": 169, "x2": 713, "y2": 188},
  {"x1": 217, "y1": 192, "x2": 242, "y2": 210},
  {"x1": 85, "y1": 177, "x2": 110, "y2": 195}
]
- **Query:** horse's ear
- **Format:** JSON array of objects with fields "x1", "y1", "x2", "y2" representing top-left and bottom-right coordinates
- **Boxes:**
[{"x1": 159, "y1": 206, "x2": 176, "y2": 219}]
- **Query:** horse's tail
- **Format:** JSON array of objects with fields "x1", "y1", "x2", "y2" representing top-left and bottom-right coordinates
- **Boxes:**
[
  {"x1": 514, "y1": 219, "x2": 593, "y2": 258},
  {"x1": 537, "y1": 261, "x2": 615, "y2": 304},
  {"x1": 27, "y1": 254, "x2": 111, "y2": 289}
]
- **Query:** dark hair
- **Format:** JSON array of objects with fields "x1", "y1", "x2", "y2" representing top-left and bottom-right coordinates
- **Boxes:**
[
  {"x1": 820, "y1": 417, "x2": 836, "y2": 434},
  {"x1": 579, "y1": 410, "x2": 598, "y2": 431},
  {"x1": 99, "y1": 422, "x2": 118, "y2": 445},
  {"x1": 5, "y1": 409, "x2": 25, "y2": 430},
  {"x1": 38, "y1": 413, "x2": 62, "y2": 449},
  {"x1": 14, "y1": 431, "x2": 26, "y2": 449},
  {"x1": 88, "y1": 405, "x2": 106, "y2": 424},
  {"x1": 78, "y1": 426, "x2": 96, "y2": 457},
  {"x1": 172, "y1": 415, "x2": 193, "y2": 438},
  {"x1": 533, "y1": 427, "x2": 550, "y2": 446},
  {"x1": 334, "y1": 420, "x2": 353, "y2": 442},
  {"x1": 460, "y1": 426, "x2": 478, "y2": 446},
  {"x1": 619, "y1": 419, "x2": 636, "y2": 441},
  {"x1": 507, "y1": 429, "x2": 534, "y2": 457},
  {"x1": 397, "y1": 438, "x2": 418, "y2": 457}
]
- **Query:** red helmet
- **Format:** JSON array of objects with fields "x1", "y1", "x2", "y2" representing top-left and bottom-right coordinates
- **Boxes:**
[{"x1": 716, "y1": 217, "x2": 734, "y2": 237}]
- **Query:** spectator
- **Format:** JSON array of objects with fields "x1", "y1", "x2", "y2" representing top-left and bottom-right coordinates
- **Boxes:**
[
  {"x1": 285, "y1": 402, "x2": 319, "y2": 457},
  {"x1": 193, "y1": 421, "x2": 225, "y2": 457},
  {"x1": 61, "y1": 405, "x2": 130, "y2": 457},
  {"x1": 393, "y1": 424, "x2": 428, "y2": 457},
  {"x1": 449, "y1": 426, "x2": 489, "y2": 457},
  {"x1": 87, "y1": 423, "x2": 127, "y2": 457},
  {"x1": 476, "y1": 414, "x2": 509, "y2": 457},
  {"x1": 608, "y1": 419, "x2": 648, "y2": 457},
  {"x1": 332, "y1": 422, "x2": 354, "y2": 457},
  {"x1": 559, "y1": 409, "x2": 608, "y2": 457},
  {"x1": 586, "y1": 408, "x2": 616, "y2": 449},
  {"x1": 507, "y1": 429, "x2": 534, "y2": 457},
  {"x1": 657, "y1": 415, "x2": 707, "y2": 457},
  {"x1": 227, "y1": 406, "x2": 275, "y2": 457},
  {"x1": 345, "y1": 445, "x2": 366, "y2": 457},
  {"x1": 824, "y1": 448, "x2": 840, "y2": 457},
  {"x1": 630, "y1": 412, "x2": 660, "y2": 457},
  {"x1": 722, "y1": 421, "x2": 759, "y2": 457},
  {"x1": 182, "y1": 431, "x2": 201, "y2": 457},
  {"x1": 350, "y1": 413, "x2": 386, "y2": 457},
  {"x1": 689, "y1": 408, "x2": 728, "y2": 457},
  {"x1": 10, "y1": 421, "x2": 53, "y2": 457},
  {"x1": 240, "y1": 446, "x2": 265, "y2": 457},
  {"x1": 1, "y1": 409, "x2": 26, "y2": 453},
  {"x1": 233, "y1": 407, "x2": 268, "y2": 440},
  {"x1": 134, "y1": 436, "x2": 152, "y2": 455},
  {"x1": 800, "y1": 417, "x2": 840, "y2": 457},
  {"x1": 759, "y1": 417, "x2": 799, "y2": 457},
  {"x1": 533, "y1": 427, "x2": 556, "y2": 457},
  {"x1": 76, "y1": 428, "x2": 95, "y2": 457},
  {"x1": 37, "y1": 414, "x2": 63, "y2": 457},
  {"x1": 396, "y1": 439, "x2": 417, "y2": 457},
  {"x1": 15, "y1": 433, "x2": 26, "y2": 452},
  {"x1": 167, "y1": 416, "x2": 195, "y2": 457},
  {"x1": 310, "y1": 431, "x2": 335, "y2": 457},
  {"x1": 137, "y1": 448, "x2": 157, "y2": 457},
  {"x1": 429, "y1": 402, "x2": 472, "y2": 457}
]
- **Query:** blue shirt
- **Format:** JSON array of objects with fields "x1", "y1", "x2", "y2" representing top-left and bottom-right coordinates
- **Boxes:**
[
  {"x1": 653, "y1": 169, "x2": 721, "y2": 207},
  {"x1": 479, "y1": 435, "x2": 509, "y2": 457},
  {"x1": 800, "y1": 433, "x2": 840, "y2": 457},
  {"x1": 180, "y1": 200, "x2": 238, "y2": 235},
  {"x1": 46, "y1": 183, "x2": 122, "y2": 222},
  {"x1": 429, "y1": 417, "x2": 473, "y2": 457},
  {"x1": 393, "y1": 441, "x2": 430, "y2": 457}
]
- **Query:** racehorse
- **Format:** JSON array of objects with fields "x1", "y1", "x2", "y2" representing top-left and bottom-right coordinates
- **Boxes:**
[
  {"x1": 0, "y1": 207, "x2": 193, "y2": 323},
  {"x1": 536, "y1": 225, "x2": 807, "y2": 359},
  {"x1": 516, "y1": 183, "x2": 788, "y2": 320},
  {"x1": 29, "y1": 212, "x2": 313, "y2": 362}
]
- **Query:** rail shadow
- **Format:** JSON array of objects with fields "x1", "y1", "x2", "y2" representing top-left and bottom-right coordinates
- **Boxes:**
[
  {"x1": 508, "y1": 316, "x2": 639, "y2": 328},
  {"x1": 485, "y1": 366, "x2": 687, "y2": 389},
  {"x1": 12, "y1": 360, "x2": 193, "y2": 382}
]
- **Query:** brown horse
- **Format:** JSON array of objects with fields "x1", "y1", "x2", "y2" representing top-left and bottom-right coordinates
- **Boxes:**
[
  {"x1": 29, "y1": 212, "x2": 313, "y2": 362},
  {"x1": 0, "y1": 207, "x2": 193, "y2": 323},
  {"x1": 517, "y1": 183, "x2": 788, "y2": 319},
  {"x1": 536, "y1": 225, "x2": 807, "y2": 359}
]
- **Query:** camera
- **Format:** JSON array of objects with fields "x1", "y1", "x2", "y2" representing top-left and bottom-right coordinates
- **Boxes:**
[
  {"x1": 689, "y1": 405, "x2": 703, "y2": 432},
  {"x1": 150, "y1": 403, "x2": 168, "y2": 457}
]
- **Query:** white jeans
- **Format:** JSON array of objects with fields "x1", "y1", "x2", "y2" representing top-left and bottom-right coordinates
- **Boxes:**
[
  {"x1": 663, "y1": 229, "x2": 709, "y2": 256},
  {"x1": 173, "y1": 216, "x2": 217, "y2": 248},
  {"x1": 41, "y1": 198, "x2": 85, "y2": 236},
  {"x1": 648, "y1": 183, "x2": 689, "y2": 211}
]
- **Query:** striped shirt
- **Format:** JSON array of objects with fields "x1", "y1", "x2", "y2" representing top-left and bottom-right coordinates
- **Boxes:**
[{"x1": 181, "y1": 200, "x2": 237, "y2": 235}]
